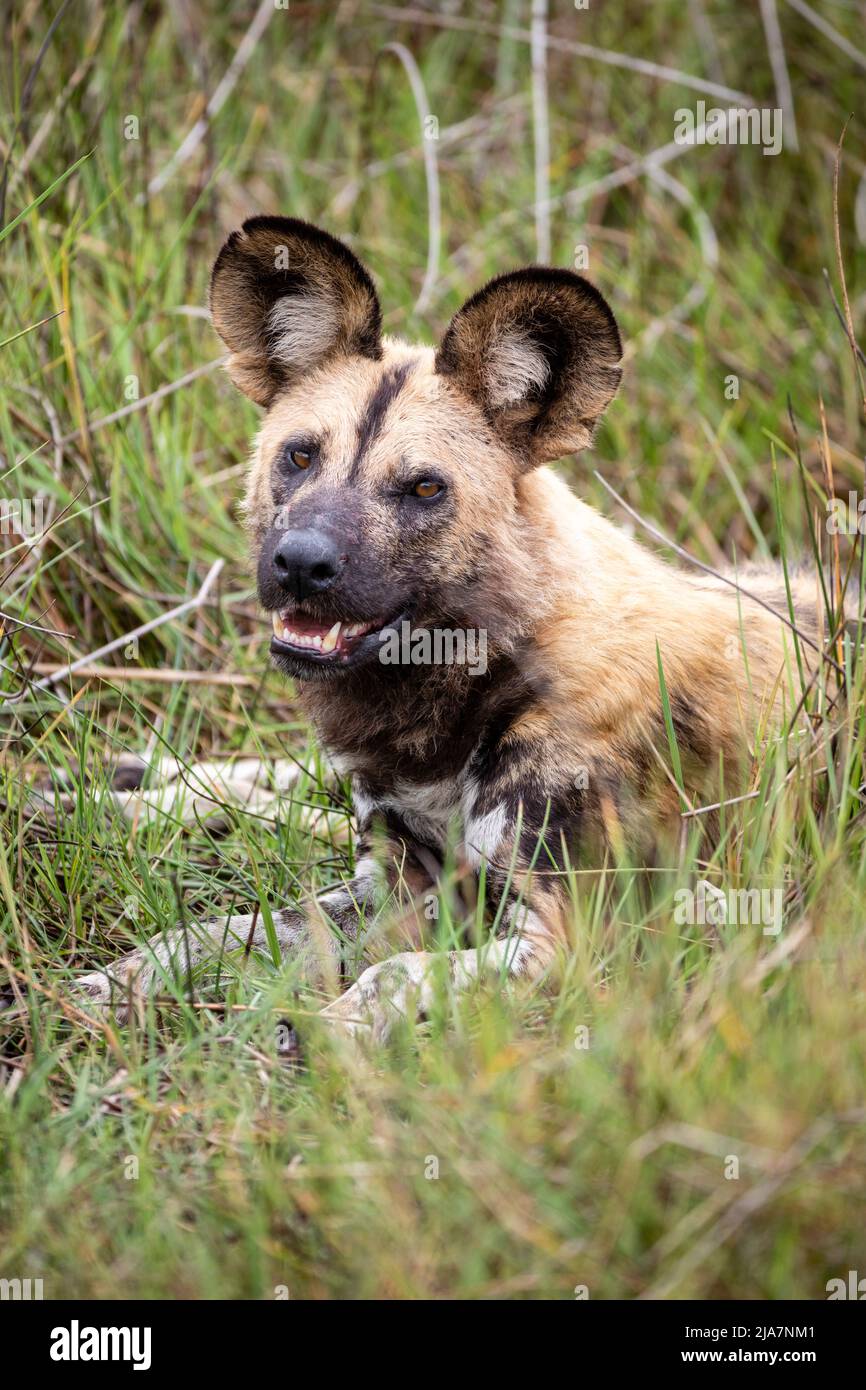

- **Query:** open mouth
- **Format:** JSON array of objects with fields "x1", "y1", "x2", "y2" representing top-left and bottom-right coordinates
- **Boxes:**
[{"x1": 269, "y1": 609, "x2": 400, "y2": 666}]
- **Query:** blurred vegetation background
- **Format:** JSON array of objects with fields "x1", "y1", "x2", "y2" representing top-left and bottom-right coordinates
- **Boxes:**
[{"x1": 0, "y1": 0, "x2": 864, "y2": 1299}]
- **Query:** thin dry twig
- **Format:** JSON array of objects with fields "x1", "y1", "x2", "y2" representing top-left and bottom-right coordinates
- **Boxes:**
[
  {"x1": 784, "y1": 0, "x2": 866, "y2": 73},
  {"x1": 33, "y1": 558, "x2": 224, "y2": 694},
  {"x1": 530, "y1": 0, "x2": 550, "y2": 264},
  {"x1": 759, "y1": 0, "x2": 799, "y2": 153},
  {"x1": 142, "y1": 0, "x2": 277, "y2": 201},
  {"x1": 28, "y1": 663, "x2": 256, "y2": 686},
  {"x1": 53, "y1": 358, "x2": 225, "y2": 448},
  {"x1": 377, "y1": 43, "x2": 441, "y2": 312},
  {"x1": 593, "y1": 470, "x2": 844, "y2": 675},
  {"x1": 366, "y1": 4, "x2": 755, "y2": 103},
  {"x1": 680, "y1": 789, "x2": 761, "y2": 819}
]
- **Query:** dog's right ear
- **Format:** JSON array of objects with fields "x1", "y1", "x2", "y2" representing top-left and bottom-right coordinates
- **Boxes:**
[{"x1": 209, "y1": 217, "x2": 382, "y2": 406}]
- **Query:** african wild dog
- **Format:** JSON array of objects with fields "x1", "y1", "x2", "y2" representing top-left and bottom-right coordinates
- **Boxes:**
[{"x1": 78, "y1": 216, "x2": 830, "y2": 1039}]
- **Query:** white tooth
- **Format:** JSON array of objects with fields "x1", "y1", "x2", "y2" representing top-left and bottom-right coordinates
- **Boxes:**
[
  {"x1": 321, "y1": 621, "x2": 342, "y2": 653},
  {"x1": 272, "y1": 613, "x2": 283, "y2": 637},
  {"x1": 312, "y1": 635, "x2": 323, "y2": 649}
]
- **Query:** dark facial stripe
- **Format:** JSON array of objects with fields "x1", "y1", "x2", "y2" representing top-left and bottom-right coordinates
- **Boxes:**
[{"x1": 349, "y1": 362, "x2": 414, "y2": 478}]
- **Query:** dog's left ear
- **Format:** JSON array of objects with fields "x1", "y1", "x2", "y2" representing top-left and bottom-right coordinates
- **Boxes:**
[
  {"x1": 210, "y1": 216, "x2": 382, "y2": 406},
  {"x1": 435, "y1": 267, "x2": 622, "y2": 462}
]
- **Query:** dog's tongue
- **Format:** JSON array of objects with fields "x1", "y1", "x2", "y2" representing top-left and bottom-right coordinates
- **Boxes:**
[
  {"x1": 273, "y1": 610, "x2": 377, "y2": 652},
  {"x1": 282, "y1": 613, "x2": 336, "y2": 638}
]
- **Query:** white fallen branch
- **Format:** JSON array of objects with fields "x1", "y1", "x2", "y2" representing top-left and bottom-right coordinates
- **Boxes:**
[{"x1": 34, "y1": 557, "x2": 224, "y2": 693}]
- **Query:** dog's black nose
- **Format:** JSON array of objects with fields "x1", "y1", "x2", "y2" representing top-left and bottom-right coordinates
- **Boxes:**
[{"x1": 271, "y1": 528, "x2": 343, "y2": 600}]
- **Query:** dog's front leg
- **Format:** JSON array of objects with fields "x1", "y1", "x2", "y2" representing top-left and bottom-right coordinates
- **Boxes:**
[
  {"x1": 75, "y1": 866, "x2": 385, "y2": 1021},
  {"x1": 319, "y1": 830, "x2": 567, "y2": 1044},
  {"x1": 319, "y1": 776, "x2": 581, "y2": 1043},
  {"x1": 317, "y1": 895, "x2": 560, "y2": 1043}
]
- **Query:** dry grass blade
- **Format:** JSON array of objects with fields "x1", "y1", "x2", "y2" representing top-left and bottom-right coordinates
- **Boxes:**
[
  {"x1": 759, "y1": 0, "x2": 799, "y2": 152},
  {"x1": 377, "y1": 43, "x2": 441, "y2": 312},
  {"x1": 33, "y1": 558, "x2": 224, "y2": 696},
  {"x1": 366, "y1": 4, "x2": 755, "y2": 103},
  {"x1": 142, "y1": 0, "x2": 277, "y2": 201},
  {"x1": 530, "y1": 0, "x2": 550, "y2": 264},
  {"x1": 785, "y1": 0, "x2": 866, "y2": 72},
  {"x1": 593, "y1": 471, "x2": 844, "y2": 674},
  {"x1": 53, "y1": 358, "x2": 226, "y2": 448}
]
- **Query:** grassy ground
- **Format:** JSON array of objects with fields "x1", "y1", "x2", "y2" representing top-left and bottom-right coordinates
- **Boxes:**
[{"x1": 1, "y1": 0, "x2": 865, "y2": 1299}]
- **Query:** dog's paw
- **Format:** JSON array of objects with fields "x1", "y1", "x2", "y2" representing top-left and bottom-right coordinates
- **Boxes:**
[
  {"x1": 318, "y1": 952, "x2": 435, "y2": 1044},
  {"x1": 73, "y1": 953, "x2": 150, "y2": 1023},
  {"x1": 318, "y1": 977, "x2": 377, "y2": 1041},
  {"x1": 74, "y1": 969, "x2": 114, "y2": 1007}
]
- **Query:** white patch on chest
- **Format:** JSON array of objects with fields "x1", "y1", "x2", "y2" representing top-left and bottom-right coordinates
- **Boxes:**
[
  {"x1": 463, "y1": 800, "x2": 511, "y2": 867},
  {"x1": 389, "y1": 778, "x2": 460, "y2": 847},
  {"x1": 352, "y1": 767, "x2": 513, "y2": 865}
]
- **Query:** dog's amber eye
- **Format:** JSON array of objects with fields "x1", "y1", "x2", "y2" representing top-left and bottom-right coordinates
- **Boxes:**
[
  {"x1": 289, "y1": 449, "x2": 312, "y2": 470},
  {"x1": 413, "y1": 479, "x2": 442, "y2": 498}
]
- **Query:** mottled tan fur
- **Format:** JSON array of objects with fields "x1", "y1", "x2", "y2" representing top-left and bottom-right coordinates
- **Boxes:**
[{"x1": 77, "y1": 217, "x2": 832, "y2": 1043}]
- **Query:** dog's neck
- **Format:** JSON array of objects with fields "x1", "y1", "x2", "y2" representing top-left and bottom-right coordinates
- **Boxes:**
[{"x1": 298, "y1": 642, "x2": 533, "y2": 792}]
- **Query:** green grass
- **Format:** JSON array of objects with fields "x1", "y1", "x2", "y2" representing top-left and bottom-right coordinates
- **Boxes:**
[{"x1": 1, "y1": 0, "x2": 865, "y2": 1299}]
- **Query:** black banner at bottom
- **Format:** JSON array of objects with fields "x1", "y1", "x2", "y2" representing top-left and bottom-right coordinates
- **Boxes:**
[{"x1": 2, "y1": 1297, "x2": 863, "y2": 1375}]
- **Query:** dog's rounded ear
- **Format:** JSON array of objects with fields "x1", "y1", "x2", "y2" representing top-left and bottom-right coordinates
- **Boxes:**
[
  {"x1": 435, "y1": 267, "x2": 622, "y2": 463},
  {"x1": 209, "y1": 217, "x2": 382, "y2": 406}
]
